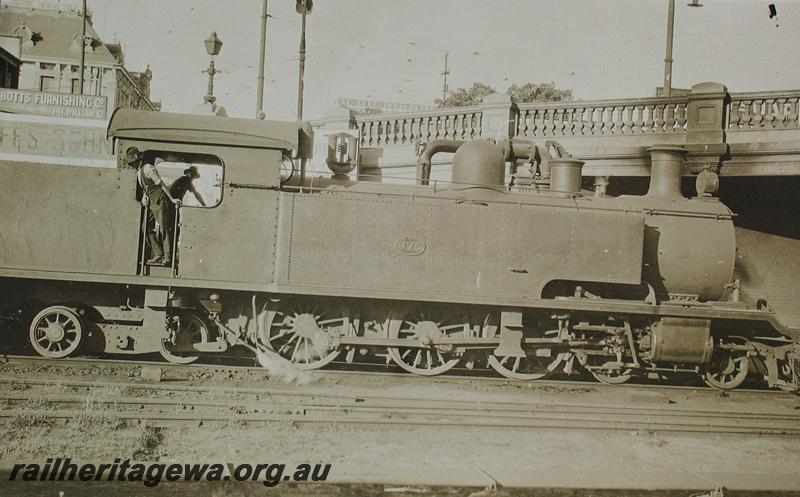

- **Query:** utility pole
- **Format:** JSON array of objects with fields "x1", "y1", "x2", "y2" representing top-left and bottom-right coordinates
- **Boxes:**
[
  {"x1": 662, "y1": 0, "x2": 675, "y2": 97},
  {"x1": 295, "y1": 0, "x2": 312, "y2": 185},
  {"x1": 663, "y1": 0, "x2": 702, "y2": 97},
  {"x1": 79, "y1": 0, "x2": 86, "y2": 94},
  {"x1": 296, "y1": 10, "x2": 307, "y2": 121},
  {"x1": 441, "y1": 51, "x2": 450, "y2": 102},
  {"x1": 256, "y1": 0, "x2": 269, "y2": 118}
]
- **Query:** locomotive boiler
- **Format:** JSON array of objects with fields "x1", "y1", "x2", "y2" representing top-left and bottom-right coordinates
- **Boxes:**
[{"x1": 0, "y1": 109, "x2": 797, "y2": 390}]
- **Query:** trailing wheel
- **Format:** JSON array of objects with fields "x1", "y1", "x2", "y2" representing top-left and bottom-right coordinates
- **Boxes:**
[
  {"x1": 159, "y1": 311, "x2": 210, "y2": 364},
  {"x1": 387, "y1": 309, "x2": 473, "y2": 376},
  {"x1": 702, "y1": 352, "x2": 749, "y2": 390},
  {"x1": 29, "y1": 306, "x2": 83, "y2": 358},
  {"x1": 259, "y1": 300, "x2": 352, "y2": 370}
]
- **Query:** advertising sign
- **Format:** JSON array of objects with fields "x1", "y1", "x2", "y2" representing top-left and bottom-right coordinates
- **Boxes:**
[{"x1": 0, "y1": 88, "x2": 108, "y2": 120}]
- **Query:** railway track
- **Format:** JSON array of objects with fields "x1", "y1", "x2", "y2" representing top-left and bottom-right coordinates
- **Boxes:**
[
  {"x1": 1, "y1": 371, "x2": 799, "y2": 436},
  {"x1": 0, "y1": 353, "x2": 790, "y2": 396}
]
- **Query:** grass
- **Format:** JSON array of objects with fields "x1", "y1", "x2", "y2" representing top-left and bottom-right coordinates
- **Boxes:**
[
  {"x1": 131, "y1": 426, "x2": 164, "y2": 459},
  {"x1": 9, "y1": 399, "x2": 56, "y2": 429}
]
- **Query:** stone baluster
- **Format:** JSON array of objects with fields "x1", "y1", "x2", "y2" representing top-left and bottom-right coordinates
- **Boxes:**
[
  {"x1": 601, "y1": 106, "x2": 611, "y2": 135},
  {"x1": 654, "y1": 104, "x2": 665, "y2": 133},
  {"x1": 518, "y1": 109, "x2": 529, "y2": 136},
  {"x1": 775, "y1": 98, "x2": 787, "y2": 129},
  {"x1": 764, "y1": 98, "x2": 775, "y2": 129},
  {"x1": 789, "y1": 97, "x2": 799, "y2": 128},
  {"x1": 664, "y1": 103, "x2": 675, "y2": 132},
  {"x1": 534, "y1": 109, "x2": 544, "y2": 136},
  {"x1": 740, "y1": 101, "x2": 751, "y2": 129},
  {"x1": 613, "y1": 106, "x2": 623, "y2": 134},
  {"x1": 366, "y1": 121, "x2": 374, "y2": 146},
  {"x1": 752, "y1": 100, "x2": 763, "y2": 128},
  {"x1": 358, "y1": 122, "x2": 366, "y2": 147},
  {"x1": 553, "y1": 109, "x2": 564, "y2": 136},
  {"x1": 565, "y1": 108, "x2": 576, "y2": 136},
  {"x1": 423, "y1": 116, "x2": 432, "y2": 142},
  {"x1": 644, "y1": 104, "x2": 655, "y2": 134},
  {"x1": 675, "y1": 103, "x2": 687, "y2": 130}
]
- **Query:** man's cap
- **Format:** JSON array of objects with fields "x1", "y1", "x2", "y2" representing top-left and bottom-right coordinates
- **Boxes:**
[{"x1": 124, "y1": 146, "x2": 142, "y2": 164}]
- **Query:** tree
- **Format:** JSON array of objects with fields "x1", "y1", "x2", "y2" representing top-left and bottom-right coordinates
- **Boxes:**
[
  {"x1": 507, "y1": 82, "x2": 572, "y2": 103},
  {"x1": 435, "y1": 81, "x2": 572, "y2": 108},
  {"x1": 434, "y1": 83, "x2": 496, "y2": 108}
]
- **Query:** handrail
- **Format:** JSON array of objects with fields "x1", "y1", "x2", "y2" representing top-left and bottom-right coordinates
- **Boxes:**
[
  {"x1": 517, "y1": 95, "x2": 688, "y2": 111},
  {"x1": 729, "y1": 89, "x2": 800, "y2": 99},
  {"x1": 354, "y1": 104, "x2": 484, "y2": 123}
]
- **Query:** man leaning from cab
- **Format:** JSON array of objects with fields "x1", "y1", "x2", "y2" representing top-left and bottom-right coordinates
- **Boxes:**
[{"x1": 125, "y1": 147, "x2": 181, "y2": 266}]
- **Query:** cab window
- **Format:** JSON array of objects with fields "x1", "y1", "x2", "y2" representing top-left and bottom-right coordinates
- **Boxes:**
[{"x1": 147, "y1": 152, "x2": 224, "y2": 208}]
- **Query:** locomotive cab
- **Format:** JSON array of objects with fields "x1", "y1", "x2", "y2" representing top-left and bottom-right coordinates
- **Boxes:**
[{"x1": 107, "y1": 109, "x2": 311, "y2": 283}]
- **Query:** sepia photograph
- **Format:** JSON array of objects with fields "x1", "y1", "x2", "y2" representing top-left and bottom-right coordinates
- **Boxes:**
[{"x1": 1, "y1": 1, "x2": 799, "y2": 496}]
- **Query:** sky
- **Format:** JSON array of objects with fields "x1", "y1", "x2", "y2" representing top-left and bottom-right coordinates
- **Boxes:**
[{"x1": 87, "y1": 0, "x2": 800, "y2": 121}]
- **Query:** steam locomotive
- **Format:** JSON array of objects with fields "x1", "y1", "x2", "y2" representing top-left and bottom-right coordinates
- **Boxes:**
[{"x1": 0, "y1": 109, "x2": 797, "y2": 390}]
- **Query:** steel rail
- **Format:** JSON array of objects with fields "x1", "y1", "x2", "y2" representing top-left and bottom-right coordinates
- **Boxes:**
[
  {"x1": 1, "y1": 377, "x2": 796, "y2": 420},
  {"x1": 3, "y1": 391, "x2": 798, "y2": 423},
  {"x1": 0, "y1": 353, "x2": 792, "y2": 396},
  {"x1": 1, "y1": 404, "x2": 797, "y2": 436}
]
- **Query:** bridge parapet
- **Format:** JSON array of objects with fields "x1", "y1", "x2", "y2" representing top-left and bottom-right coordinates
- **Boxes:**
[{"x1": 314, "y1": 83, "x2": 800, "y2": 181}]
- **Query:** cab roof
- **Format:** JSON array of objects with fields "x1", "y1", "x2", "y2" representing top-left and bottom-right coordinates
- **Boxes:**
[{"x1": 108, "y1": 109, "x2": 300, "y2": 150}]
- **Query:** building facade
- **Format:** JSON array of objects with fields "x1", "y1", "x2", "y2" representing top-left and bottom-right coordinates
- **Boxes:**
[{"x1": 0, "y1": 0, "x2": 157, "y2": 118}]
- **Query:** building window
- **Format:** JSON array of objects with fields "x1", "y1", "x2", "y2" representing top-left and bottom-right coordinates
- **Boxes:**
[
  {"x1": 71, "y1": 78, "x2": 82, "y2": 94},
  {"x1": 40, "y1": 76, "x2": 57, "y2": 92}
]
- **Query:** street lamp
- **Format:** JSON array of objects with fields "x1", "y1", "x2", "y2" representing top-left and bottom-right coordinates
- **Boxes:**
[
  {"x1": 296, "y1": 0, "x2": 312, "y2": 121},
  {"x1": 202, "y1": 31, "x2": 223, "y2": 104},
  {"x1": 662, "y1": 0, "x2": 702, "y2": 97}
]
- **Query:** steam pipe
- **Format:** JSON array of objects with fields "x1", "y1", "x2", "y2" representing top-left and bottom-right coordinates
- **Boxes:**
[
  {"x1": 416, "y1": 138, "x2": 542, "y2": 186},
  {"x1": 416, "y1": 139, "x2": 465, "y2": 185}
]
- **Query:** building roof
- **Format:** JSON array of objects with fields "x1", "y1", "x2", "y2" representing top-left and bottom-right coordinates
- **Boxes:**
[
  {"x1": 0, "y1": 46, "x2": 21, "y2": 67},
  {"x1": 0, "y1": 5, "x2": 118, "y2": 66}
]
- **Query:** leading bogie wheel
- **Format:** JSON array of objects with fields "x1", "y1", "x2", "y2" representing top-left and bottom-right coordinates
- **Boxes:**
[
  {"x1": 702, "y1": 353, "x2": 749, "y2": 390},
  {"x1": 29, "y1": 306, "x2": 83, "y2": 359}
]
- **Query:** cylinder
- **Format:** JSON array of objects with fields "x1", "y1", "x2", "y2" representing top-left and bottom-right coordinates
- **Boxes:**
[
  {"x1": 649, "y1": 318, "x2": 712, "y2": 364},
  {"x1": 646, "y1": 145, "x2": 686, "y2": 199},
  {"x1": 549, "y1": 158, "x2": 584, "y2": 193},
  {"x1": 451, "y1": 139, "x2": 505, "y2": 186}
]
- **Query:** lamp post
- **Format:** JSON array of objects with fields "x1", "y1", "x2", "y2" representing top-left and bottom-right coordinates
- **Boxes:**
[
  {"x1": 202, "y1": 31, "x2": 223, "y2": 104},
  {"x1": 663, "y1": 0, "x2": 703, "y2": 97},
  {"x1": 79, "y1": 0, "x2": 86, "y2": 95},
  {"x1": 256, "y1": 0, "x2": 269, "y2": 119},
  {"x1": 295, "y1": 0, "x2": 312, "y2": 121},
  {"x1": 295, "y1": 0, "x2": 312, "y2": 184}
]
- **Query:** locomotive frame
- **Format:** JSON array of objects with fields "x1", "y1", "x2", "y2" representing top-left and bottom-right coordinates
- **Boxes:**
[{"x1": 1, "y1": 109, "x2": 797, "y2": 390}]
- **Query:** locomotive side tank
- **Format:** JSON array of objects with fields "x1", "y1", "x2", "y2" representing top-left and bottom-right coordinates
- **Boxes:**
[{"x1": 0, "y1": 109, "x2": 795, "y2": 390}]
